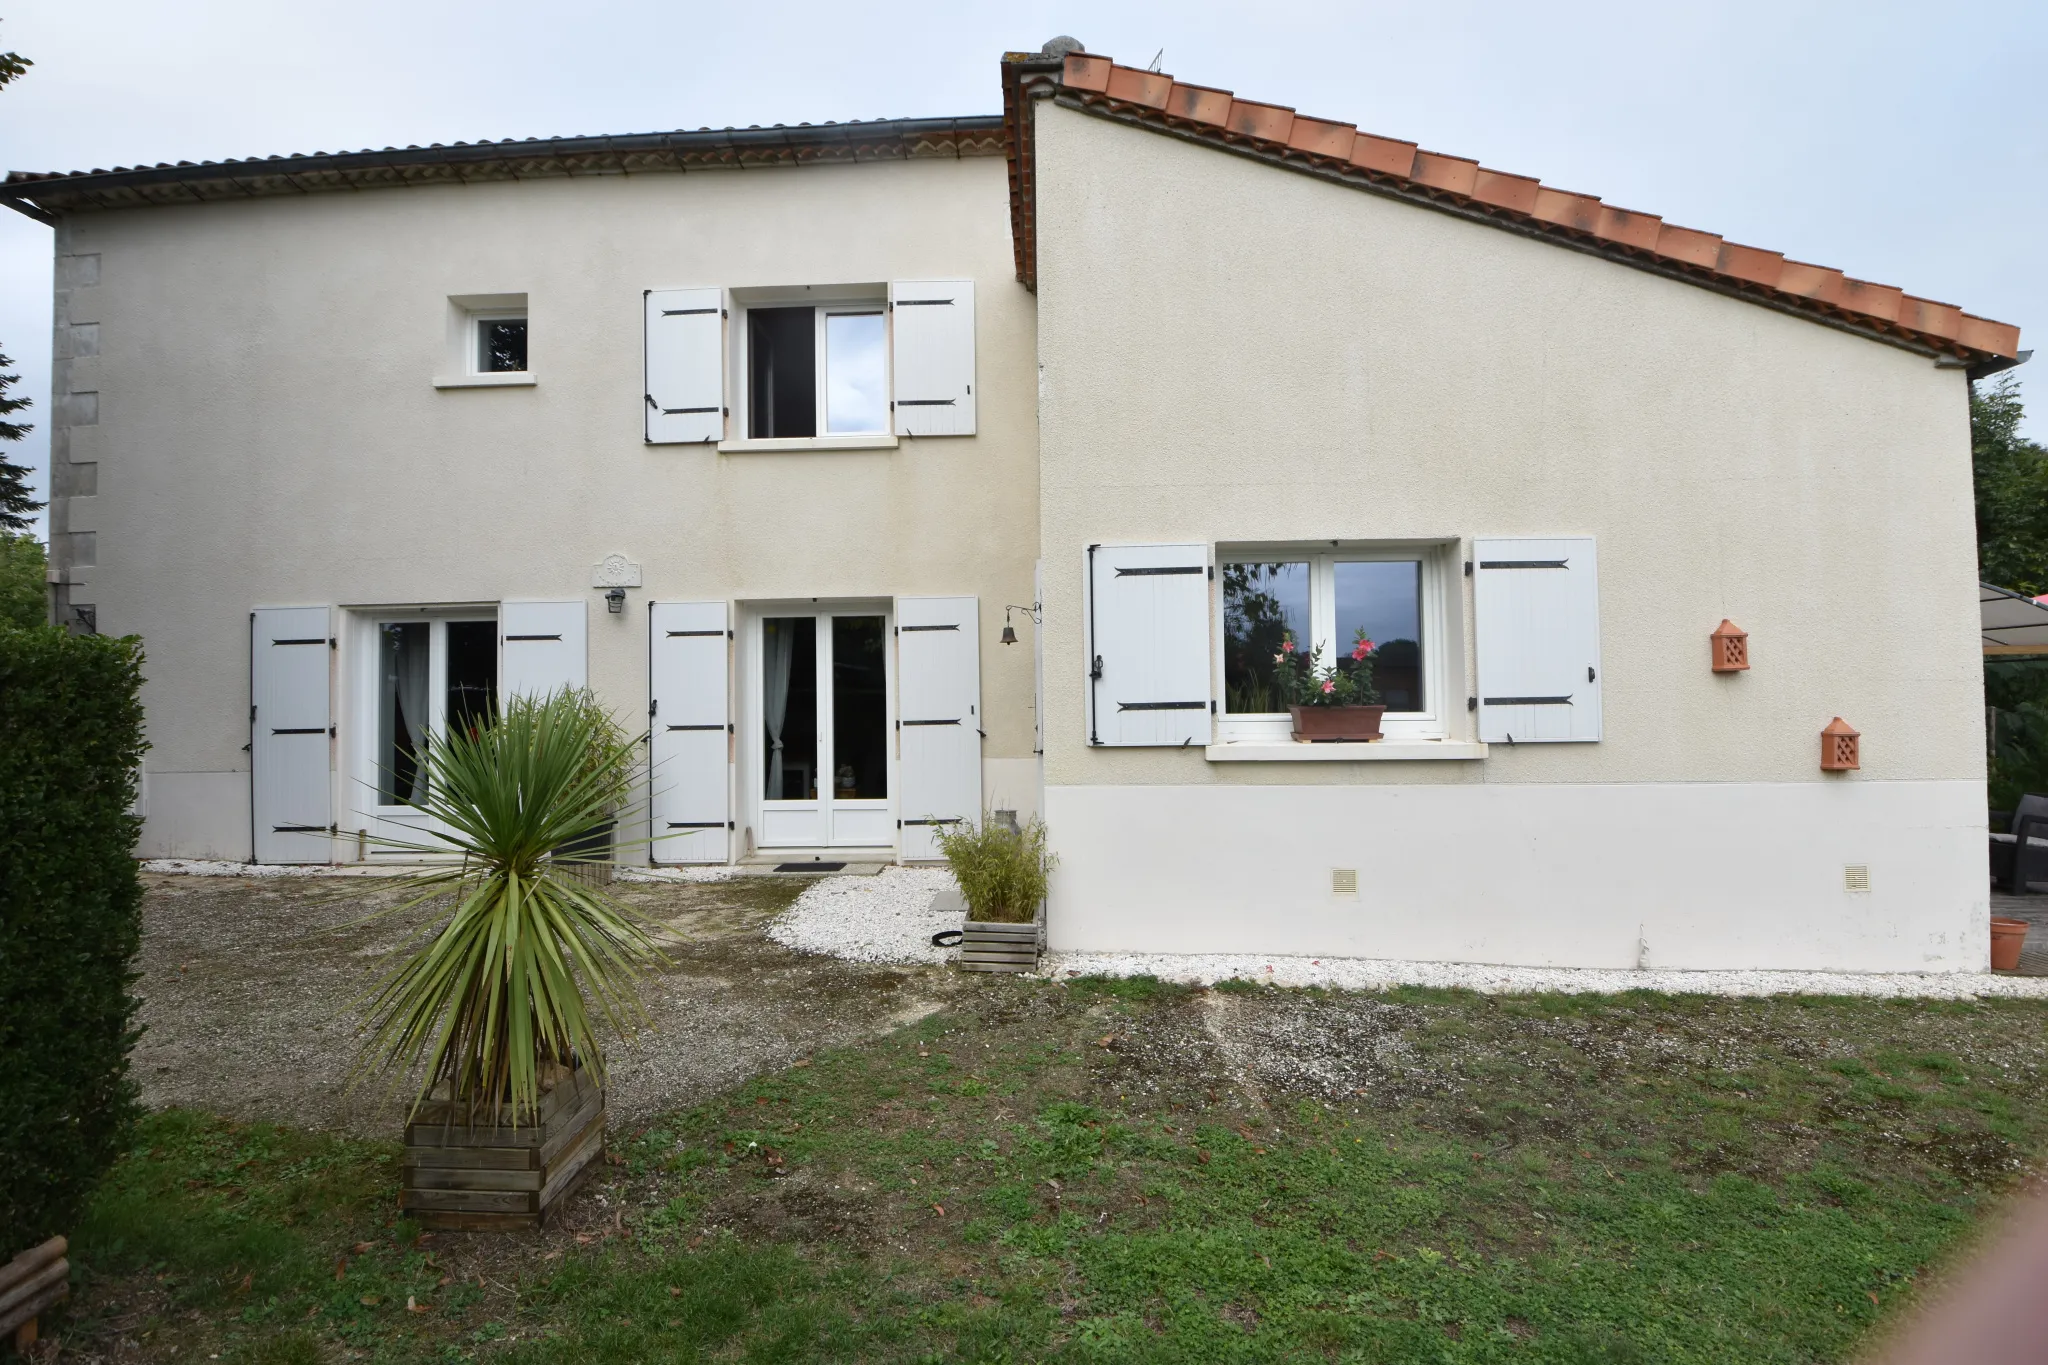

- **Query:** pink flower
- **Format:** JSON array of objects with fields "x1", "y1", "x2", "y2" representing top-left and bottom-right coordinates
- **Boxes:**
[
  {"x1": 1282, "y1": 640, "x2": 1296, "y2": 653},
  {"x1": 1321, "y1": 680, "x2": 1335, "y2": 694},
  {"x1": 1273, "y1": 652, "x2": 1286, "y2": 665},
  {"x1": 1351, "y1": 638, "x2": 1375, "y2": 660}
]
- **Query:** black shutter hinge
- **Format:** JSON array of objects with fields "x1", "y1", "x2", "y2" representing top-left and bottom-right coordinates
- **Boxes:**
[
  {"x1": 329, "y1": 724, "x2": 337, "y2": 737},
  {"x1": 1467, "y1": 696, "x2": 1477, "y2": 711},
  {"x1": 250, "y1": 704, "x2": 257, "y2": 721},
  {"x1": 1464, "y1": 561, "x2": 1473, "y2": 576},
  {"x1": 649, "y1": 698, "x2": 659, "y2": 718},
  {"x1": 329, "y1": 637, "x2": 338, "y2": 649},
  {"x1": 1588, "y1": 667, "x2": 1597, "y2": 683},
  {"x1": 1207, "y1": 565, "x2": 1214, "y2": 580},
  {"x1": 1210, "y1": 700, "x2": 1217, "y2": 713}
]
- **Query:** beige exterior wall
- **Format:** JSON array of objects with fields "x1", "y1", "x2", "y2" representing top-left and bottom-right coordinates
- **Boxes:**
[
  {"x1": 1030, "y1": 101, "x2": 1987, "y2": 969},
  {"x1": 55, "y1": 154, "x2": 1039, "y2": 858},
  {"x1": 1033, "y1": 100, "x2": 1981, "y2": 790}
]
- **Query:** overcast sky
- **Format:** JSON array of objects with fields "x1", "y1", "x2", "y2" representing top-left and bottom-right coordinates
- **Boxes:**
[{"x1": 3, "y1": 1, "x2": 2042, "y2": 541}]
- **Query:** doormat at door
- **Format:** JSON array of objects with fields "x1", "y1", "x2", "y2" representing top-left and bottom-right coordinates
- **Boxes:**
[{"x1": 775, "y1": 861, "x2": 846, "y2": 873}]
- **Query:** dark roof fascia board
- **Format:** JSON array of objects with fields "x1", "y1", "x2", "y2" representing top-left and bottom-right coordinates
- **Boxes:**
[{"x1": 2, "y1": 114, "x2": 1008, "y2": 220}]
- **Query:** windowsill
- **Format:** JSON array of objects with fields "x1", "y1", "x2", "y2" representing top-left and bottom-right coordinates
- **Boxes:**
[
  {"x1": 718, "y1": 435, "x2": 898, "y2": 453},
  {"x1": 433, "y1": 372, "x2": 536, "y2": 389},
  {"x1": 1205, "y1": 740, "x2": 1488, "y2": 762}
]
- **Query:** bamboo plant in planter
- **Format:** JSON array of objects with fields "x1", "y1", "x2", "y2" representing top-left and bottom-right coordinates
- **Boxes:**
[
  {"x1": 350, "y1": 689, "x2": 663, "y2": 1229},
  {"x1": 935, "y1": 813, "x2": 1057, "y2": 974},
  {"x1": 1277, "y1": 628, "x2": 1385, "y2": 741}
]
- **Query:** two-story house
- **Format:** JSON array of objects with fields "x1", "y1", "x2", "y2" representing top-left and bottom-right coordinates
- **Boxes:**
[{"x1": 6, "y1": 40, "x2": 2026, "y2": 972}]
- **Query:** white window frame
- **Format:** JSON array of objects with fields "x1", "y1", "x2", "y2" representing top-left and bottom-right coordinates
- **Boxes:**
[
  {"x1": 435, "y1": 293, "x2": 534, "y2": 389},
  {"x1": 468, "y1": 309, "x2": 529, "y2": 377},
  {"x1": 1212, "y1": 542, "x2": 1453, "y2": 743},
  {"x1": 349, "y1": 607, "x2": 500, "y2": 837},
  {"x1": 728, "y1": 287, "x2": 894, "y2": 446}
]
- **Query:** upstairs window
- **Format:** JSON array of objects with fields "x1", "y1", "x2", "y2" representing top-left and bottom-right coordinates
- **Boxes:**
[
  {"x1": 744, "y1": 303, "x2": 887, "y2": 438},
  {"x1": 476, "y1": 315, "x2": 527, "y2": 374}
]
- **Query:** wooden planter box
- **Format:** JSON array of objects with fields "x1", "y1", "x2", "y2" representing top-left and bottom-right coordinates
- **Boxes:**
[
  {"x1": 960, "y1": 912, "x2": 1045, "y2": 974},
  {"x1": 1289, "y1": 704, "x2": 1387, "y2": 742},
  {"x1": 400, "y1": 1064, "x2": 605, "y2": 1230},
  {"x1": 550, "y1": 820, "x2": 615, "y2": 887},
  {"x1": 0, "y1": 1236, "x2": 69, "y2": 1352}
]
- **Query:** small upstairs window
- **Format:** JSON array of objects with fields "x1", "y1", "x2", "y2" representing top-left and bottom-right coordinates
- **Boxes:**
[
  {"x1": 476, "y1": 315, "x2": 527, "y2": 374},
  {"x1": 438, "y1": 293, "x2": 533, "y2": 388}
]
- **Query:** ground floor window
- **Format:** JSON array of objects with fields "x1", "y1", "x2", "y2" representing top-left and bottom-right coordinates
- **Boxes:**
[
  {"x1": 375, "y1": 617, "x2": 497, "y2": 807},
  {"x1": 1217, "y1": 546, "x2": 1446, "y2": 740}
]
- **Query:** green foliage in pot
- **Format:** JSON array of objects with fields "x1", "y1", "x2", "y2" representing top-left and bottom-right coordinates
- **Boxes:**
[
  {"x1": 934, "y1": 813, "x2": 1057, "y2": 925},
  {"x1": 1273, "y1": 627, "x2": 1381, "y2": 707},
  {"x1": 350, "y1": 689, "x2": 664, "y2": 1125}
]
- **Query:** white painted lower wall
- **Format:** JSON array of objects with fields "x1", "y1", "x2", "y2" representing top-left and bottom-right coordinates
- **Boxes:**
[{"x1": 1043, "y1": 780, "x2": 1988, "y2": 973}]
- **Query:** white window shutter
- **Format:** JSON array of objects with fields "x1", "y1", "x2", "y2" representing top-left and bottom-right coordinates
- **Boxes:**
[
  {"x1": 645, "y1": 288, "x2": 724, "y2": 444},
  {"x1": 250, "y1": 606, "x2": 332, "y2": 863},
  {"x1": 649, "y1": 601, "x2": 730, "y2": 864},
  {"x1": 500, "y1": 601, "x2": 587, "y2": 703},
  {"x1": 890, "y1": 280, "x2": 975, "y2": 436},
  {"x1": 1474, "y1": 537, "x2": 1602, "y2": 743},
  {"x1": 896, "y1": 596, "x2": 981, "y2": 861},
  {"x1": 1086, "y1": 544, "x2": 1212, "y2": 747}
]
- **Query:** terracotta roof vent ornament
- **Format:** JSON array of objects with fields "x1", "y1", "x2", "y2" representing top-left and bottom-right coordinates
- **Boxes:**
[
  {"x1": 1711, "y1": 620, "x2": 1749, "y2": 673},
  {"x1": 1821, "y1": 718, "x2": 1861, "y2": 772}
]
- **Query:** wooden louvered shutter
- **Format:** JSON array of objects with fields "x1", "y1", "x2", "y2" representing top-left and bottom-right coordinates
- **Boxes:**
[
  {"x1": 1473, "y1": 537, "x2": 1602, "y2": 743},
  {"x1": 1086, "y1": 544, "x2": 1212, "y2": 747}
]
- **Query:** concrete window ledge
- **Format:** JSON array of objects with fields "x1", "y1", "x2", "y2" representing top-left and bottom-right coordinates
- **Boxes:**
[
  {"x1": 1204, "y1": 741, "x2": 1488, "y2": 762},
  {"x1": 433, "y1": 373, "x2": 536, "y2": 389},
  {"x1": 718, "y1": 435, "x2": 899, "y2": 453}
]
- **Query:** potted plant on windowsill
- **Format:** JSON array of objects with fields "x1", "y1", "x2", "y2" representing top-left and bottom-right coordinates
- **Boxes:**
[
  {"x1": 1277, "y1": 628, "x2": 1386, "y2": 742},
  {"x1": 350, "y1": 689, "x2": 664, "y2": 1230},
  {"x1": 935, "y1": 813, "x2": 1057, "y2": 974}
]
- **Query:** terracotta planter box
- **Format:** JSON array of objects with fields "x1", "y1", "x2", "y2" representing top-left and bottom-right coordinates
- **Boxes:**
[
  {"x1": 1288, "y1": 704, "x2": 1388, "y2": 742},
  {"x1": 400, "y1": 1063, "x2": 605, "y2": 1230},
  {"x1": 1991, "y1": 916, "x2": 2029, "y2": 972}
]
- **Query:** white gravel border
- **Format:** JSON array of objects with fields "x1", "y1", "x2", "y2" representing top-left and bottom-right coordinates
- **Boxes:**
[
  {"x1": 141, "y1": 858, "x2": 413, "y2": 878},
  {"x1": 1038, "y1": 950, "x2": 2048, "y2": 1000},
  {"x1": 767, "y1": 867, "x2": 960, "y2": 965}
]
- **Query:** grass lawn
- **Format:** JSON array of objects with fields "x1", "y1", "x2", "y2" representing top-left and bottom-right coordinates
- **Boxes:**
[{"x1": 53, "y1": 978, "x2": 2048, "y2": 1363}]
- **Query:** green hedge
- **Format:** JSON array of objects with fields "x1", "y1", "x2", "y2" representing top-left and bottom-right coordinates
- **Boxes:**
[{"x1": 0, "y1": 625, "x2": 147, "y2": 1258}]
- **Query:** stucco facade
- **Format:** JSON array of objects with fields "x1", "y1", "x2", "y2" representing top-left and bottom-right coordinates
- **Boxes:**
[
  {"x1": 1030, "y1": 98, "x2": 1988, "y2": 969},
  {"x1": 47, "y1": 149, "x2": 1043, "y2": 861},
  {"x1": 14, "y1": 48, "x2": 2020, "y2": 972}
]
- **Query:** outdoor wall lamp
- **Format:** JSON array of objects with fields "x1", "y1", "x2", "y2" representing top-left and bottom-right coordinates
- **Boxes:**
[
  {"x1": 1000, "y1": 601, "x2": 1041, "y2": 645},
  {"x1": 605, "y1": 587, "x2": 627, "y2": 615}
]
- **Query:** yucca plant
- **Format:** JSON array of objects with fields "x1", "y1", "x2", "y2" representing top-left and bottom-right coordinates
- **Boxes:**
[
  {"x1": 933, "y1": 812, "x2": 1057, "y2": 924},
  {"x1": 349, "y1": 688, "x2": 665, "y2": 1125}
]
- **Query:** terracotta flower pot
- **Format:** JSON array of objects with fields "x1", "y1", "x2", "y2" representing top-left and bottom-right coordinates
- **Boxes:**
[
  {"x1": 1990, "y1": 917, "x2": 2029, "y2": 971},
  {"x1": 1288, "y1": 704, "x2": 1388, "y2": 742}
]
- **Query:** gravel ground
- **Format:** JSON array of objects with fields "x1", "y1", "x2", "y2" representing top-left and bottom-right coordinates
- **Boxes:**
[
  {"x1": 766, "y1": 866, "x2": 961, "y2": 965},
  {"x1": 1038, "y1": 949, "x2": 2048, "y2": 999},
  {"x1": 132, "y1": 870, "x2": 975, "y2": 1136}
]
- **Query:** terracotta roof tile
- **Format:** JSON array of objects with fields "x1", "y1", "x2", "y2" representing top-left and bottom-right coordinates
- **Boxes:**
[
  {"x1": 1010, "y1": 48, "x2": 2021, "y2": 362},
  {"x1": 1104, "y1": 67, "x2": 1173, "y2": 109},
  {"x1": 1594, "y1": 206, "x2": 1663, "y2": 252},
  {"x1": 1411, "y1": 151, "x2": 1480, "y2": 196},
  {"x1": 1655, "y1": 223, "x2": 1724, "y2": 270},
  {"x1": 1471, "y1": 168, "x2": 1540, "y2": 215},
  {"x1": 1286, "y1": 116, "x2": 1357, "y2": 160},
  {"x1": 1165, "y1": 82, "x2": 1233, "y2": 127},
  {"x1": 1348, "y1": 132, "x2": 1418, "y2": 177},
  {"x1": 1531, "y1": 186, "x2": 1602, "y2": 234},
  {"x1": 1226, "y1": 99, "x2": 1296, "y2": 144}
]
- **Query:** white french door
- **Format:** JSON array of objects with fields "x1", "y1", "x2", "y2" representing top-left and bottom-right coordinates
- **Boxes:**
[
  {"x1": 754, "y1": 607, "x2": 894, "y2": 849},
  {"x1": 351, "y1": 613, "x2": 499, "y2": 853}
]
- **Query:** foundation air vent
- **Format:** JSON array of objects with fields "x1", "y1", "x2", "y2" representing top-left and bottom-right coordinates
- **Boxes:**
[
  {"x1": 1331, "y1": 868, "x2": 1358, "y2": 896},
  {"x1": 1844, "y1": 864, "x2": 1871, "y2": 893}
]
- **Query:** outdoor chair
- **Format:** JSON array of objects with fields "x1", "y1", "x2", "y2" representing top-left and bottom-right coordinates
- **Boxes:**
[{"x1": 1989, "y1": 793, "x2": 2048, "y2": 893}]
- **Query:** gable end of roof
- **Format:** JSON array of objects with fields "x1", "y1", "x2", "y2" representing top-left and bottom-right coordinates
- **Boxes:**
[{"x1": 1001, "y1": 50, "x2": 2022, "y2": 374}]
